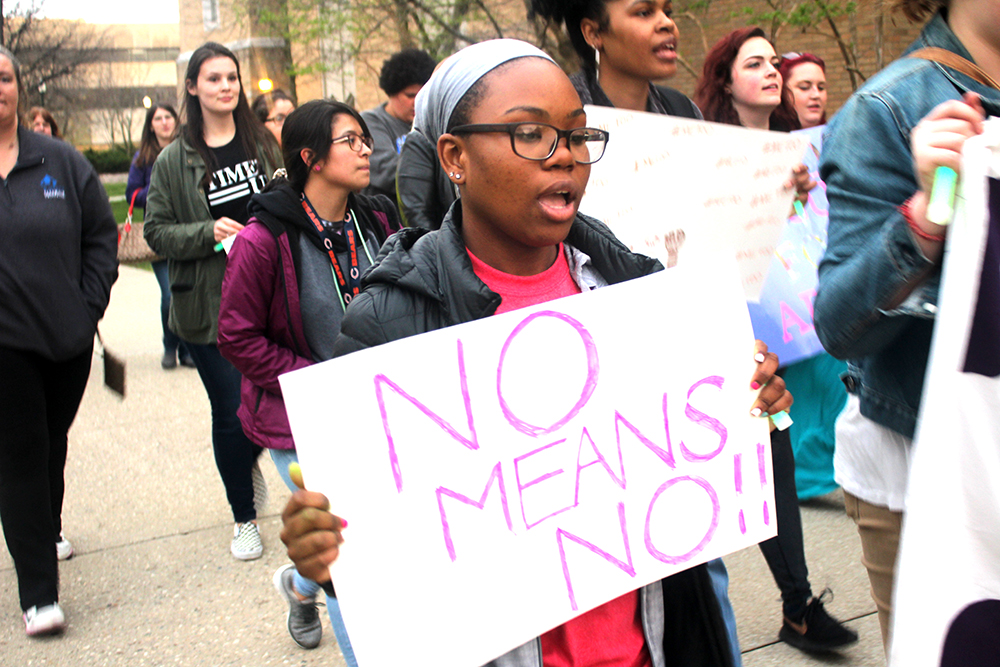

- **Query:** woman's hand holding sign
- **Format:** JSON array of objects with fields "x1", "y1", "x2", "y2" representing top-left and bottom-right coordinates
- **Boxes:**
[
  {"x1": 280, "y1": 463, "x2": 347, "y2": 585},
  {"x1": 749, "y1": 340, "x2": 792, "y2": 424}
]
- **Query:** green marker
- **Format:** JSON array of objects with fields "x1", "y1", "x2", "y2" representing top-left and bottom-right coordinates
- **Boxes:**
[
  {"x1": 214, "y1": 241, "x2": 225, "y2": 252},
  {"x1": 927, "y1": 166, "x2": 957, "y2": 226},
  {"x1": 793, "y1": 200, "x2": 805, "y2": 218},
  {"x1": 769, "y1": 410, "x2": 794, "y2": 431}
]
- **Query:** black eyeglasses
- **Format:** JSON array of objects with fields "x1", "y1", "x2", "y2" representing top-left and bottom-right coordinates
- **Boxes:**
[
  {"x1": 450, "y1": 122, "x2": 610, "y2": 164},
  {"x1": 265, "y1": 114, "x2": 288, "y2": 124},
  {"x1": 331, "y1": 134, "x2": 374, "y2": 153}
]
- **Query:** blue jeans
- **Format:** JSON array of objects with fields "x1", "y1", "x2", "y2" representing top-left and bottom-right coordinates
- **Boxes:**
[
  {"x1": 706, "y1": 558, "x2": 743, "y2": 667},
  {"x1": 184, "y1": 343, "x2": 261, "y2": 523},
  {"x1": 151, "y1": 260, "x2": 188, "y2": 358},
  {"x1": 269, "y1": 448, "x2": 357, "y2": 666}
]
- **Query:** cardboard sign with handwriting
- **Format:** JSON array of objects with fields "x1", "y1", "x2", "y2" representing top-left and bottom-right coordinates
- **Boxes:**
[
  {"x1": 281, "y1": 261, "x2": 775, "y2": 667},
  {"x1": 581, "y1": 107, "x2": 808, "y2": 301}
]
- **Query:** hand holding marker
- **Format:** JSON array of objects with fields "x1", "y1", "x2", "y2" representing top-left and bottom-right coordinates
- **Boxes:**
[
  {"x1": 214, "y1": 235, "x2": 237, "y2": 254},
  {"x1": 919, "y1": 92, "x2": 986, "y2": 229}
]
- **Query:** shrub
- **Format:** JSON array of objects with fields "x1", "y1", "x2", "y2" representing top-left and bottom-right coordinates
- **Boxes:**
[{"x1": 83, "y1": 146, "x2": 133, "y2": 174}]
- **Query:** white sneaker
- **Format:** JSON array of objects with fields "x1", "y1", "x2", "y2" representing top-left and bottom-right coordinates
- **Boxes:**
[
  {"x1": 56, "y1": 534, "x2": 74, "y2": 561},
  {"x1": 23, "y1": 603, "x2": 66, "y2": 637},
  {"x1": 231, "y1": 522, "x2": 263, "y2": 560}
]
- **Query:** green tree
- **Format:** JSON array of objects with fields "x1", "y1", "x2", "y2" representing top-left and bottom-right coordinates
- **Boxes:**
[
  {"x1": 3, "y1": 1, "x2": 111, "y2": 138},
  {"x1": 732, "y1": 0, "x2": 876, "y2": 90}
]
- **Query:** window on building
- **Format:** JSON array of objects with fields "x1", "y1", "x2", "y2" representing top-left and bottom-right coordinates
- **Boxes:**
[{"x1": 202, "y1": 0, "x2": 219, "y2": 31}]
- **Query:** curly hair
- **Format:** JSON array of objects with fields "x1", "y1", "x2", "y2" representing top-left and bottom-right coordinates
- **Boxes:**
[
  {"x1": 694, "y1": 27, "x2": 799, "y2": 131},
  {"x1": 528, "y1": 0, "x2": 610, "y2": 73},
  {"x1": 378, "y1": 49, "x2": 437, "y2": 96},
  {"x1": 888, "y1": 0, "x2": 948, "y2": 22}
]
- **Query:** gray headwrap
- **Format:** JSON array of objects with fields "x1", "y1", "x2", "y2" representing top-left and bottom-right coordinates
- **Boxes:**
[{"x1": 412, "y1": 39, "x2": 555, "y2": 142}]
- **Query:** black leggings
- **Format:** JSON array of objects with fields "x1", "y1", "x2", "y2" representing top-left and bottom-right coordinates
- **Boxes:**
[
  {"x1": 0, "y1": 345, "x2": 92, "y2": 611},
  {"x1": 758, "y1": 426, "x2": 812, "y2": 618}
]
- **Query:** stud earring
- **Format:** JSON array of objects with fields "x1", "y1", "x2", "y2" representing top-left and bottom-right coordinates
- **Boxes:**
[
  {"x1": 314, "y1": 165, "x2": 322, "y2": 172},
  {"x1": 454, "y1": 173, "x2": 462, "y2": 181},
  {"x1": 448, "y1": 172, "x2": 455, "y2": 178}
]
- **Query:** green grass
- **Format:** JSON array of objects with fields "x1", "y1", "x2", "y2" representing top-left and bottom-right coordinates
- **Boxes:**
[
  {"x1": 105, "y1": 181, "x2": 153, "y2": 271},
  {"x1": 104, "y1": 182, "x2": 135, "y2": 222}
]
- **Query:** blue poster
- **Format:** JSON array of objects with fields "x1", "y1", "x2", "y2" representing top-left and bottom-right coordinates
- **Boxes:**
[{"x1": 747, "y1": 125, "x2": 827, "y2": 365}]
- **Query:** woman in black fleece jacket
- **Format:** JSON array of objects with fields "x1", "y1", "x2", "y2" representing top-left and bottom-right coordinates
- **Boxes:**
[{"x1": 0, "y1": 47, "x2": 117, "y2": 638}]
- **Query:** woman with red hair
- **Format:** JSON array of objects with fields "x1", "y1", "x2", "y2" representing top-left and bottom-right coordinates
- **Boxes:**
[
  {"x1": 695, "y1": 26, "x2": 859, "y2": 655},
  {"x1": 694, "y1": 27, "x2": 799, "y2": 131},
  {"x1": 779, "y1": 53, "x2": 828, "y2": 128}
]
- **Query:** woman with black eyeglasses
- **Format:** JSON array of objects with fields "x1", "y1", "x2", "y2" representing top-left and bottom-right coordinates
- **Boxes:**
[
  {"x1": 217, "y1": 99, "x2": 399, "y2": 661},
  {"x1": 279, "y1": 39, "x2": 793, "y2": 667}
]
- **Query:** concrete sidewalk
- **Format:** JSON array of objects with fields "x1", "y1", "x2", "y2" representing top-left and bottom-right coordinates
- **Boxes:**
[{"x1": 0, "y1": 266, "x2": 885, "y2": 666}]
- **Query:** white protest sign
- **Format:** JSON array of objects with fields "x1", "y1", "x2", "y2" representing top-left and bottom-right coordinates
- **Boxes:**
[
  {"x1": 890, "y1": 120, "x2": 1000, "y2": 667},
  {"x1": 580, "y1": 106, "x2": 808, "y2": 301},
  {"x1": 281, "y1": 261, "x2": 775, "y2": 667}
]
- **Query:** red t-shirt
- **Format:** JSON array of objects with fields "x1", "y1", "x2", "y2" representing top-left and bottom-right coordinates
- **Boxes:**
[
  {"x1": 468, "y1": 245, "x2": 653, "y2": 667},
  {"x1": 468, "y1": 244, "x2": 581, "y2": 313}
]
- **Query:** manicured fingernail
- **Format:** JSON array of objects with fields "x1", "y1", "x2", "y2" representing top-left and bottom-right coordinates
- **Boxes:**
[
  {"x1": 750, "y1": 407, "x2": 763, "y2": 417},
  {"x1": 339, "y1": 518, "x2": 348, "y2": 529},
  {"x1": 751, "y1": 381, "x2": 761, "y2": 390},
  {"x1": 754, "y1": 353, "x2": 766, "y2": 363}
]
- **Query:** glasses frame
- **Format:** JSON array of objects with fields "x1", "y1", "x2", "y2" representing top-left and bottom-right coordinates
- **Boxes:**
[
  {"x1": 265, "y1": 113, "x2": 288, "y2": 124},
  {"x1": 331, "y1": 133, "x2": 374, "y2": 153},
  {"x1": 449, "y1": 122, "x2": 610, "y2": 164}
]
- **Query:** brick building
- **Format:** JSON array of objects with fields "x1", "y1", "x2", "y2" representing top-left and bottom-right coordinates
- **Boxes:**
[{"x1": 667, "y1": 2, "x2": 925, "y2": 117}]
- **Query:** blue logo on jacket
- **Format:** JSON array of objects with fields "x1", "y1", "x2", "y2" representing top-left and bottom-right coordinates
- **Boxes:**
[{"x1": 41, "y1": 174, "x2": 66, "y2": 200}]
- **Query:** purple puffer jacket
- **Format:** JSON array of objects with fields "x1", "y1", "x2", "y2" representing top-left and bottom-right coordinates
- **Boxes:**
[{"x1": 218, "y1": 220, "x2": 312, "y2": 450}]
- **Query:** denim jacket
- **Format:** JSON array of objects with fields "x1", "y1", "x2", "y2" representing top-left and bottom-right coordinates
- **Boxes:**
[{"x1": 815, "y1": 11, "x2": 1000, "y2": 439}]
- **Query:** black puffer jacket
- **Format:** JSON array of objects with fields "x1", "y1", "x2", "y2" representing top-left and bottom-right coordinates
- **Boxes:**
[
  {"x1": 331, "y1": 201, "x2": 734, "y2": 667},
  {"x1": 334, "y1": 201, "x2": 660, "y2": 354}
]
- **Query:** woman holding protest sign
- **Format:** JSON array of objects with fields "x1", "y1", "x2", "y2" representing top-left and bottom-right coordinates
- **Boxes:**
[
  {"x1": 524, "y1": 1, "x2": 739, "y2": 660},
  {"x1": 217, "y1": 99, "x2": 398, "y2": 660},
  {"x1": 694, "y1": 27, "x2": 859, "y2": 654},
  {"x1": 279, "y1": 38, "x2": 794, "y2": 667},
  {"x1": 144, "y1": 42, "x2": 280, "y2": 562},
  {"x1": 815, "y1": 0, "x2": 999, "y2": 649}
]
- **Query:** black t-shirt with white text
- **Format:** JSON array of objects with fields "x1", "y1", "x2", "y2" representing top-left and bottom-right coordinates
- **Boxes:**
[{"x1": 204, "y1": 136, "x2": 268, "y2": 224}]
